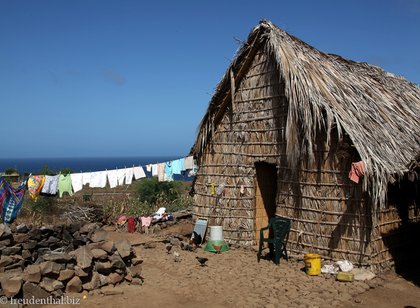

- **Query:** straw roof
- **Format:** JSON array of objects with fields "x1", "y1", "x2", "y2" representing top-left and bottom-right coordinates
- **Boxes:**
[{"x1": 192, "y1": 20, "x2": 420, "y2": 208}]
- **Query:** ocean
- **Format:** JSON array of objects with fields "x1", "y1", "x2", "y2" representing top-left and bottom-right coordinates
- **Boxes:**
[{"x1": 0, "y1": 156, "x2": 192, "y2": 180}]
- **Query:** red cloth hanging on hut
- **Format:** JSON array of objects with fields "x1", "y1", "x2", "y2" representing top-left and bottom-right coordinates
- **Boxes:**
[{"x1": 349, "y1": 161, "x2": 366, "y2": 183}]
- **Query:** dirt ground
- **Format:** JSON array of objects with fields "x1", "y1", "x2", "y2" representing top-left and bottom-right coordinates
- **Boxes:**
[{"x1": 47, "y1": 221, "x2": 420, "y2": 308}]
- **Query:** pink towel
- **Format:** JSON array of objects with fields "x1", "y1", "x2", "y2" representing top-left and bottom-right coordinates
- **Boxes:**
[
  {"x1": 349, "y1": 161, "x2": 366, "y2": 183},
  {"x1": 141, "y1": 216, "x2": 152, "y2": 227}
]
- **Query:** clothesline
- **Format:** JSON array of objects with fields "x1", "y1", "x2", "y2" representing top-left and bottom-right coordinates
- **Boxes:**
[{"x1": 27, "y1": 155, "x2": 197, "y2": 201}]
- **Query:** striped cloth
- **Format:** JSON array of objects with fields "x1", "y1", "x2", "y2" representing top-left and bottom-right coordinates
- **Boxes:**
[{"x1": 0, "y1": 177, "x2": 27, "y2": 224}]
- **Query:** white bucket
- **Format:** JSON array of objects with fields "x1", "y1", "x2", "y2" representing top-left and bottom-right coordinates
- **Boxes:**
[{"x1": 209, "y1": 226, "x2": 224, "y2": 241}]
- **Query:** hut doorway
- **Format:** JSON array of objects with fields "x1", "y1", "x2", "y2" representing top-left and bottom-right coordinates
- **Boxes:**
[{"x1": 255, "y1": 162, "x2": 278, "y2": 243}]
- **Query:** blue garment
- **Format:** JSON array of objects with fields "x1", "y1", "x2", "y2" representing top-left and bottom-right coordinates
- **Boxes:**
[
  {"x1": 0, "y1": 177, "x2": 27, "y2": 224},
  {"x1": 164, "y1": 162, "x2": 174, "y2": 182},
  {"x1": 172, "y1": 159, "x2": 185, "y2": 175}
]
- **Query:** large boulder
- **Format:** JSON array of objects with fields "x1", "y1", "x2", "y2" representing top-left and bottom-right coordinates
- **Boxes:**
[
  {"x1": 13, "y1": 233, "x2": 31, "y2": 243},
  {"x1": 108, "y1": 272, "x2": 124, "y2": 285},
  {"x1": 79, "y1": 223, "x2": 100, "y2": 234},
  {"x1": 0, "y1": 255, "x2": 14, "y2": 267},
  {"x1": 74, "y1": 266, "x2": 89, "y2": 278},
  {"x1": 22, "y1": 240, "x2": 38, "y2": 250},
  {"x1": 129, "y1": 264, "x2": 143, "y2": 279}
]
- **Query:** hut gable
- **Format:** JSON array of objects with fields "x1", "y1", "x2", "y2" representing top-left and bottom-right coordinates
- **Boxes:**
[{"x1": 192, "y1": 20, "x2": 420, "y2": 208}]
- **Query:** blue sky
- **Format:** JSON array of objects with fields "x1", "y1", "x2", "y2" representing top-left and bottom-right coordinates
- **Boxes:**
[{"x1": 1, "y1": 0, "x2": 419, "y2": 159}]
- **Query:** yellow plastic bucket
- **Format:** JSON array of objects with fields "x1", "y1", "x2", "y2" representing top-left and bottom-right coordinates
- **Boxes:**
[{"x1": 304, "y1": 253, "x2": 321, "y2": 276}]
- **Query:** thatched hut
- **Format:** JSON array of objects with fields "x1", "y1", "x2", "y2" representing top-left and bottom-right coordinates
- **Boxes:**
[{"x1": 191, "y1": 20, "x2": 420, "y2": 271}]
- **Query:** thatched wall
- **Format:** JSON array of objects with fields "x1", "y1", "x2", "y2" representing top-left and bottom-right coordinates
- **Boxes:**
[{"x1": 194, "y1": 50, "x2": 285, "y2": 245}]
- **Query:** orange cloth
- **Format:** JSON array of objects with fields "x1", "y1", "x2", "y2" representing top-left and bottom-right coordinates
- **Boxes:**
[{"x1": 349, "y1": 161, "x2": 365, "y2": 183}]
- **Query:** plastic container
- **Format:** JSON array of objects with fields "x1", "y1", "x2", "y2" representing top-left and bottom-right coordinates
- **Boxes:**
[
  {"x1": 209, "y1": 226, "x2": 224, "y2": 241},
  {"x1": 304, "y1": 253, "x2": 321, "y2": 275},
  {"x1": 336, "y1": 271, "x2": 354, "y2": 282},
  {"x1": 204, "y1": 240, "x2": 229, "y2": 253}
]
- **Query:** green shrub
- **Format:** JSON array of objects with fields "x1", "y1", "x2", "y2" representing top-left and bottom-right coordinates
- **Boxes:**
[{"x1": 135, "y1": 178, "x2": 183, "y2": 205}]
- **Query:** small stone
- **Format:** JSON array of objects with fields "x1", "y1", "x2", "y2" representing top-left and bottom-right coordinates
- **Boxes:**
[
  {"x1": 100, "y1": 285, "x2": 124, "y2": 295},
  {"x1": 90, "y1": 230, "x2": 109, "y2": 243},
  {"x1": 101, "y1": 241, "x2": 115, "y2": 254},
  {"x1": 91, "y1": 249, "x2": 108, "y2": 260},
  {"x1": 58, "y1": 269, "x2": 75, "y2": 281},
  {"x1": 129, "y1": 264, "x2": 142, "y2": 279},
  {"x1": 66, "y1": 276, "x2": 82, "y2": 293},
  {"x1": 109, "y1": 253, "x2": 126, "y2": 270},
  {"x1": 169, "y1": 237, "x2": 181, "y2": 247},
  {"x1": 1, "y1": 275, "x2": 22, "y2": 297},
  {"x1": 0, "y1": 256, "x2": 14, "y2": 267},
  {"x1": 144, "y1": 242, "x2": 156, "y2": 249},
  {"x1": 95, "y1": 261, "x2": 112, "y2": 275},
  {"x1": 23, "y1": 282, "x2": 50, "y2": 299},
  {"x1": 131, "y1": 257, "x2": 143, "y2": 266},
  {"x1": 39, "y1": 261, "x2": 64, "y2": 276},
  {"x1": 74, "y1": 266, "x2": 89, "y2": 278},
  {"x1": 2, "y1": 245, "x2": 22, "y2": 255},
  {"x1": 13, "y1": 233, "x2": 30, "y2": 243},
  {"x1": 27, "y1": 228, "x2": 42, "y2": 240},
  {"x1": 79, "y1": 223, "x2": 101, "y2": 234},
  {"x1": 131, "y1": 278, "x2": 143, "y2": 286},
  {"x1": 124, "y1": 272, "x2": 133, "y2": 282},
  {"x1": 43, "y1": 253, "x2": 74, "y2": 263},
  {"x1": 16, "y1": 224, "x2": 29, "y2": 233},
  {"x1": 52, "y1": 289, "x2": 64, "y2": 298},
  {"x1": 23, "y1": 264, "x2": 41, "y2": 283},
  {"x1": 108, "y1": 272, "x2": 124, "y2": 285},
  {"x1": 39, "y1": 277, "x2": 64, "y2": 292},
  {"x1": 21, "y1": 249, "x2": 32, "y2": 260},
  {"x1": 0, "y1": 223, "x2": 12, "y2": 239},
  {"x1": 355, "y1": 298, "x2": 362, "y2": 304},
  {"x1": 72, "y1": 246, "x2": 93, "y2": 269},
  {"x1": 22, "y1": 240, "x2": 38, "y2": 250},
  {"x1": 115, "y1": 240, "x2": 132, "y2": 259},
  {"x1": 352, "y1": 268, "x2": 376, "y2": 281}
]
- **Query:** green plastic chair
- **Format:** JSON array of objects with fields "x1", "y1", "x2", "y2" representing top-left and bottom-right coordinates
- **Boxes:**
[{"x1": 257, "y1": 216, "x2": 291, "y2": 265}]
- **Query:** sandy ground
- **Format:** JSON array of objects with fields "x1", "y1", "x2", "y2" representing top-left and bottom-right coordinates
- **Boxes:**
[{"x1": 41, "y1": 221, "x2": 420, "y2": 308}]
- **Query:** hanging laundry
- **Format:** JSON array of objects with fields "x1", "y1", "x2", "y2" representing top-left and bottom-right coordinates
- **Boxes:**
[
  {"x1": 125, "y1": 168, "x2": 134, "y2": 185},
  {"x1": 89, "y1": 171, "x2": 107, "y2": 188},
  {"x1": 151, "y1": 164, "x2": 158, "y2": 177},
  {"x1": 107, "y1": 170, "x2": 118, "y2": 189},
  {"x1": 172, "y1": 158, "x2": 185, "y2": 175},
  {"x1": 70, "y1": 173, "x2": 83, "y2": 193},
  {"x1": 41, "y1": 175, "x2": 60, "y2": 195},
  {"x1": 1, "y1": 177, "x2": 27, "y2": 224},
  {"x1": 28, "y1": 175, "x2": 45, "y2": 202},
  {"x1": 140, "y1": 216, "x2": 152, "y2": 227},
  {"x1": 146, "y1": 164, "x2": 152, "y2": 172},
  {"x1": 133, "y1": 166, "x2": 146, "y2": 180},
  {"x1": 349, "y1": 161, "x2": 366, "y2": 183},
  {"x1": 117, "y1": 168, "x2": 126, "y2": 186},
  {"x1": 157, "y1": 163, "x2": 166, "y2": 182},
  {"x1": 184, "y1": 156, "x2": 194, "y2": 170},
  {"x1": 82, "y1": 172, "x2": 91, "y2": 185},
  {"x1": 165, "y1": 162, "x2": 174, "y2": 182},
  {"x1": 58, "y1": 174, "x2": 73, "y2": 198}
]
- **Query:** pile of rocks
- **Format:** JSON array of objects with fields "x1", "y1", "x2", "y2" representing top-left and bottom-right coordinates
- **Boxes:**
[{"x1": 0, "y1": 223, "x2": 143, "y2": 299}]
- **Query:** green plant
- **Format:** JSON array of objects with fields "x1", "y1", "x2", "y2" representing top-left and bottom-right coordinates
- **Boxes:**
[
  {"x1": 4, "y1": 168, "x2": 18, "y2": 175},
  {"x1": 135, "y1": 178, "x2": 183, "y2": 206}
]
